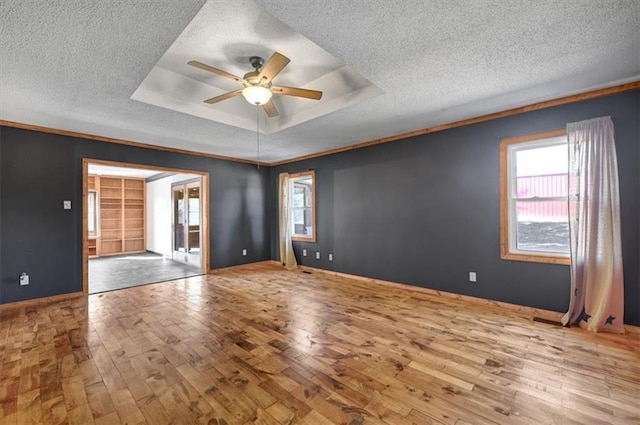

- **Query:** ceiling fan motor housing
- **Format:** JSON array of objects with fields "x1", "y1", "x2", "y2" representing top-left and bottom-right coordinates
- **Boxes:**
[
  {"x1": 243, "y1": 71, "x2": 268, "y2": 88},
  {"x1": 245, "y1": 57, "x2": 270, "y2": 88},
  {"x1": 249, "y1": 56, "x2": 265, "y2": 71}
]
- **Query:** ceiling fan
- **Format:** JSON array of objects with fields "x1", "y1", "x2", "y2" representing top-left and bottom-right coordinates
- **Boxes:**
[{"x1": 188, "y1": 52, "x2": 323, "y2": 118}]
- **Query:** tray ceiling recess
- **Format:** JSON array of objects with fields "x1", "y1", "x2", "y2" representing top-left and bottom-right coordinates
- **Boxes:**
[{"x1": 131, "y1": 0, "x2": 383, "y2": 134}]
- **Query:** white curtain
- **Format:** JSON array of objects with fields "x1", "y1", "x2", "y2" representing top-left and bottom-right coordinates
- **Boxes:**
[
  {"x1": 278, "y1": 173, "x2": 298, "y2": 270},
  {"x1": 561, "y1": 116, "x2": 624, "y2": 333}
]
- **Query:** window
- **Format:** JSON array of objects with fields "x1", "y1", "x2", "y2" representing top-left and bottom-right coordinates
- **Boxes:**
[
  {"x1": 290, "y1": 171, "x2": 315, "y2": 242},
  {"x1": 88, "y1": 191, "x2": 98, "y2": 235},
  {"x1": 500, "y1": 130, "x2": 570, "y2": 264}
]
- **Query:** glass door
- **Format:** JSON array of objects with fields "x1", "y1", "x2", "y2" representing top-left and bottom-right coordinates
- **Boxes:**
[
  {"x1": 172, "y1": 179, "x2": 201, "y2": 267},
  {"x1": 185, "y1": 182, "x2": 201, "y2": 266}
]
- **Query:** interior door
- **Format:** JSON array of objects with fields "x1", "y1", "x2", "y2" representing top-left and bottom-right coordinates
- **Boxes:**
[{"x1": 172, "y1": 179, "x2": 201, "y2": 267}]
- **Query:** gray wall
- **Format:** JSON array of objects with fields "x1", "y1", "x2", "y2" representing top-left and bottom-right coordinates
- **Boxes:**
[
  {"x1": 271, "y1": 92, "x2": 640, "y2": 326},
  {"x1": 2, "y1": 91, "x2": 638, "y2": 326},
  {"x1": 0, "y1": 126, "x2": 270, "y2": 304}
]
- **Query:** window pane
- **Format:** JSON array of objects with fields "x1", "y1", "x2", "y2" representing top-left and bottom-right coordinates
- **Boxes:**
[
  {"x1": 289, "y1": 172, "x2": 315, "y2": 240},
  {"x1": 516, "y1": 144, "x2": 568, "y2": 198},
  {"x1": 303, "y1": 208, "x2": 313, "y2": 235},
  {"x1": 174, "y1": 187, "x2": 185, "y2": 252},
  {"x1": 188, "y1": 197, "x2": 199, "y2": 225},
  {"x1": 304, "y1": 187, "x2": 312, "y2": 207},
  {"x1": 293, "y1": 208, "x2": 304, "y2": 225},
  {"x1": 292, "y1": 207, "x2": 312, "y2": 236},
  {"x1": 516, "y1": 174, "x2": 568, "y2": 198},
  {"x1": 292, "y1": 186, "x2": 305, "y2": 207},
  {"x1": 188, "y1": 186, "x2": 200, "y2": 253},
  {"x1": 515, "y1": 201, "x2": 569, "y2": 253},
  {"x1": 88, "y1": 192, "x2": 97, "y2": 233}
]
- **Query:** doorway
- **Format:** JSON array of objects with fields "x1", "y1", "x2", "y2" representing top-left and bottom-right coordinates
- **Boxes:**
[
  {"x1": 172, "y1": 179, "x2": 202, "y2": 268},
  {"x1": 82, "y1": 159, "x2": 210, "y2": 295}
]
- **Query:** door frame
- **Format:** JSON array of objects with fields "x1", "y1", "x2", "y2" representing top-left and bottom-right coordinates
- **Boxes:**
[{"x1": 82, "y1": 158, "x2": 211, "y2": 295}]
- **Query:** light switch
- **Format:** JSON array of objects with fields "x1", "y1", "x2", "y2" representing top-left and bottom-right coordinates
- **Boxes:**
[{"x1": 63, "y1": 200, "x2": 72, "y2": 209}]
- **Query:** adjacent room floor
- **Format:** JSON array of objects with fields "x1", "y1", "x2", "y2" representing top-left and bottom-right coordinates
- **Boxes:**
[{"x1": 89, "y1": 252, "x2": 201, "y2": 294}]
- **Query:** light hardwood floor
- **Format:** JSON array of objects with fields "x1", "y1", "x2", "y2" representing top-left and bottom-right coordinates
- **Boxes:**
[{"x1": 1, "y1": 263, "x2": 638, "y2": 425}]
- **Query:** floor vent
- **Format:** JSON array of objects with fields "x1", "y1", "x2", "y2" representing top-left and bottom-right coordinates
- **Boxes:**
[
  {"x1": 302, "y1": 271, "x2": 312, "y2": 274},
  {"x1": 533, "y1": 317, "x2": 564, "y2": 327}
]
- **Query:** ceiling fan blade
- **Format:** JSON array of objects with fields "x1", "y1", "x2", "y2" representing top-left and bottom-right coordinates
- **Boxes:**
[
  {"x1": 203, "y1": 89, "x2": 242, "y2": 105},
  {"x1": 271, "y1": 86, "x2": 323, "y2": 100},
  {"x1": 261, "y1": 100, "x2": 279, "y2": 118},
  {"x1": 257, "y1": 52, "x2": 290, "y2": 84},
  {"x1": 188, "y1": 60, "x2": 245, "y2": 84}
]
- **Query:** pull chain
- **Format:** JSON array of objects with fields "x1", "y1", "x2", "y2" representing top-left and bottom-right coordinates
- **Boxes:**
[{"x1": 256, "y1": 106, "x2": 260, "y2": 169}]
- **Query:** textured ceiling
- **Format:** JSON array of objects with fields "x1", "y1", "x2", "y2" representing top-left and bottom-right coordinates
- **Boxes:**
[{"x1": 1, "y1": 1, "x2": 639, "y2": 163}]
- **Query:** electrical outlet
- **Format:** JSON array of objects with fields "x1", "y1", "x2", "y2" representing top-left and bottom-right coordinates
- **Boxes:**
[
  {"x1": 469, "y1": 272, "x2": 477, "y2": 282},
  {"x1": 303, "y1": 249, "x2": 307, "y2": 256},
  {"x1": 329, "y1": 253, "x2": 333, "y2": 261},
  {"x1": 20, "y1": 273, "x2": 29, "y2": 286},
  {"x1": 316, "y1": 252, "x2": 320, "y2": 260},
  {"x1": 63, "y1": 200, "x2": 71, "y2": 209},
  {"x1": 242, "y1": 249, "x2": 247, "y2": 256}
]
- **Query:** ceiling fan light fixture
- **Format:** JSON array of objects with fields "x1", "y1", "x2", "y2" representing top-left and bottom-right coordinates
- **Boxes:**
[
  {"x1": 189, "y1": 53, "x2": 322, "y2": 117},
  {"x1": 242, "y1": 86, "x2": 272, "y2": 105}
]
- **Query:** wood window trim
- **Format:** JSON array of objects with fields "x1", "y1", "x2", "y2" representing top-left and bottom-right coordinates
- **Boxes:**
[
  {"x1": 499, "y1": 129, "x2": 571, "y2": 265},
  {"x1": 290, "y1": 170, "x2": 316, "y2": 243}
]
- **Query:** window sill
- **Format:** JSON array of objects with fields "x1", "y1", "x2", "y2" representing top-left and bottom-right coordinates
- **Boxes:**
[
  {"x1": 502, "y1": 252, "x2": 570, "y2": 265},
  {"x1": 292, "y1": 236, "x2": 316, "y2": 243}
]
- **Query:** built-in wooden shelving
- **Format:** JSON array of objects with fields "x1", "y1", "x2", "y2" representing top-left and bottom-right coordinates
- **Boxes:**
[
  {"x1": 87, "y1": 238, "x2": 98, "y2": 258},
  {"x1": 91, "y1": 175, "x2": 146, "y2": 257},
  {"x1": 123, "y1": 179, "x2": 145, "y2": 253}
]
